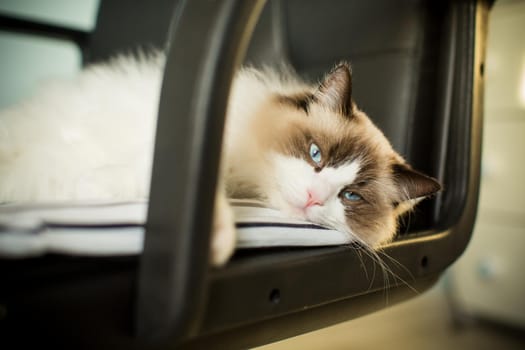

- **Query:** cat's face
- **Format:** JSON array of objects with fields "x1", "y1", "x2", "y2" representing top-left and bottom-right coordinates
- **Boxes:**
[{"x1": 260, "y1": 64, "x2": 441, "y2": 248}]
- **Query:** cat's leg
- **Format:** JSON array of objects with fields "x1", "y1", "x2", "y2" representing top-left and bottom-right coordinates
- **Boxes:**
[{"x1": 210, "y1": 187, "x2": 236, "y2": 266}]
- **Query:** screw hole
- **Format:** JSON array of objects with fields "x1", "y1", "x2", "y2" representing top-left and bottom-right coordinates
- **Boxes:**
[
  {"x1": 0, "y1": 305, "x2": 7, "y2": 321},
  {"x1": 480, "y1": 62, "x2": 485, "y2": 76},
  {"x1": 421, "y1": 256, "x2": 429, "y2": 268},
  {"x1": 269, "y1": 289, "x2": 281, "y2": 304}
]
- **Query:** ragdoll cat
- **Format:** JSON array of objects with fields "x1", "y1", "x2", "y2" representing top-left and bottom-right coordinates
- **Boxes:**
[{"x1": 0, "y1": 52, "x2": 441, "y2": 265}]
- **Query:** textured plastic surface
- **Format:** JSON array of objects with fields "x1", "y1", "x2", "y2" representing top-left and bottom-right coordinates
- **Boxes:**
[{"x1": 0, "y1": 0, "x2": 488, "y2": 348}]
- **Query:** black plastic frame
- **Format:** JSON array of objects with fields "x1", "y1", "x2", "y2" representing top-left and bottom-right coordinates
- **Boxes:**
[
  {"x1": 136, "y1": 0, "x2": 267, "y2": 341},
  {"x1": 0, "y1": 0, "x2": 488, "y2": 349},
  {"x1": 166, "y1": 0, "x2": 487, "y2": 347}
]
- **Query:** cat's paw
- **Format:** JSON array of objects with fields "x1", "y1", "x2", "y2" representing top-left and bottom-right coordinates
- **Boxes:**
[{"x1": 210, "y1": 194, "x2": 236, "y2": 266}]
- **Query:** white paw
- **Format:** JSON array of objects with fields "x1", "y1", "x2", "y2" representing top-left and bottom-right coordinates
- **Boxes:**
[
  {"x1": 210, "y1": 195, "x2": 236, "y2": 266},
  {"x1": 211, "y1": 220, "x2": 236, "y2": 266}
]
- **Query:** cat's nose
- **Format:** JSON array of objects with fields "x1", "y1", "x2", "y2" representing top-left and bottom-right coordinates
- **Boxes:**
[{"x1": 305, "y1": 191, "x2": 323, "y2": 208}]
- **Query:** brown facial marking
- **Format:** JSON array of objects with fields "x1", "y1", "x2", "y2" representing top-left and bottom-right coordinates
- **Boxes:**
[
  {"x1": 343, "y1": 177, "x2": 396, "y2": 245},
  {"x1": 276, "y1": 93, "x2": 317, "y2": 114}
]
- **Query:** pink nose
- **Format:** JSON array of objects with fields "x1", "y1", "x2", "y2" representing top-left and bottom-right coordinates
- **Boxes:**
[{"x1": 305, "y1": 191, "x2": 323, "y2": 208}]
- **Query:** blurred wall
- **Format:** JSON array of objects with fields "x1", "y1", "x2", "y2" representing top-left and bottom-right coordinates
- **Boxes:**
[
  {"x1": 0, "y1": 0, "x2": 100, "y2": 109},
  {"x1": 449, "y1": 0, "x2": 525, "y2": 329}
]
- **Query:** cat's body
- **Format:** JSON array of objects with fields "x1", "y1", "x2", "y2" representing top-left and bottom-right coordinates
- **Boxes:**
[
  {"x1": 0, "y1": 52, "x2": 440, "y2": 265},
  {"x1": 0, "y1": 53, "x2": 162, "y2": 202}
]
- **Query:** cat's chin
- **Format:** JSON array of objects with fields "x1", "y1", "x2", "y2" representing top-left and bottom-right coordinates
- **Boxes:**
[
  {"x1": 282, "y1": 203, "x2": 344, "y2": 232},
  {"x1": 287, "y1": 207, "x2": 309, "y2": 221},
  {"x1": 269, "y1": 198, "x2": 308, "y2": 221},
  {"x1": 278, "y1": 203, "x2": 315, "y2": 223}
]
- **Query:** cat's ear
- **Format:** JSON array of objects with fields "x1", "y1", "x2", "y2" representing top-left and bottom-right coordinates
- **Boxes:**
[
  {"x1": 392, "y1": 164, "x2": 441, "y2": 201},
  {"x1": 315, "y1": 62, "x2": 353, "y2": 117}
]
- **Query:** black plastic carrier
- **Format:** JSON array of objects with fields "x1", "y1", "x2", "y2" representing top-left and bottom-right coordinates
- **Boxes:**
[{"x1": 0, "y1": 0, "x2": 490, "y2": 348}]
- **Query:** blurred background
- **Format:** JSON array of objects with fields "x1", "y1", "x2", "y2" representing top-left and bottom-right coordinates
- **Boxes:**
[
  {"x1": 0, "y1": 0, "x2": 97, "y2": 109},
  {"x1": 0, "y1": 0, "x2": 523, "y2": 348}
]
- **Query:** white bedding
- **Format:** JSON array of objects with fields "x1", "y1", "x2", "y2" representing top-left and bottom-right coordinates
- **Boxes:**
[{"x1": 0, "y1": 200, "x2": 352, "y2": 258}]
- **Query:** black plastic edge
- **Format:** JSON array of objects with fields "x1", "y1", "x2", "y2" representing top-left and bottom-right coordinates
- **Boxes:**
[
  {"x1": 181, "y1": 275, "x2": 440, "y2": 349},
  {"x1": 135, "y1": 0, "x2": 266, "y2": 343},
  {"x1": 0, "y1": 1, "x2": 488, "y2": 349},
  {"x1": 181, "y1": 0, "x2": 488, "y2": 345}
]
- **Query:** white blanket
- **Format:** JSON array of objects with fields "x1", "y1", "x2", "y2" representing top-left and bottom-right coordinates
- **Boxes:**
[{"x1": 0, "y1": 200, "x2": 352, "y2": 258}]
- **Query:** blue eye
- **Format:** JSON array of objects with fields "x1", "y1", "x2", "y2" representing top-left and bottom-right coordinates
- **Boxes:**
[
  {"x1": 309, "y1": 143, "x2": 322, "y2": 164},
  {"x1": 343, "y1": 191, "x2": 362, "y2": 202}
]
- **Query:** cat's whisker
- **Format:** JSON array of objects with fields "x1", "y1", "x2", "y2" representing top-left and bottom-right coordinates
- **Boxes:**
[
  {"x1": 353, "y1": 246, "x2": 370, "y2": 283},
  {"x1": 363, "y1": 247, "x2": 380, "y2": 292},
  {"x1": 355, "y1": 245, "x2": 391, "y2": 301},
  {"x1": 377, "y1": 249, "x2": 417, "y2": 284},
  {"x1": 373, "y1": 248, "x2": 419, "y2": 296},
  {"x1": 347, "y1": 240, "x2": 420, "y2": 305}
]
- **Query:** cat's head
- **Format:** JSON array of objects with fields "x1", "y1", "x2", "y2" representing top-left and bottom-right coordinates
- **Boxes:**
[{"x1": 257, "y1": 63, "x2": 441, "y2": 248}]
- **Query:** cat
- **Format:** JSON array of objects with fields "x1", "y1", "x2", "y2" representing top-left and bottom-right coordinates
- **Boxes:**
[{"x1": 0, "y1": 51, "x2": 441, "y2": 265}]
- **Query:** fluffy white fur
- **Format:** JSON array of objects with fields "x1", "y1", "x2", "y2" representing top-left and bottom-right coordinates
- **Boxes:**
[
  {"x1": 0, "y1": 54, "x2": 322, "y2": 264},
  {"x1": 0, "y1": 53, "x2": 164, "y2": 202}
]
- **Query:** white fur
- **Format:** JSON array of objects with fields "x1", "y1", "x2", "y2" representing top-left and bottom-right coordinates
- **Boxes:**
[
  {"x1": 0, "y1": 54, "x2": 315, "y2": 264},
  {"x1": 268, "y1": 153, "x2": 360, "y2": 236},
  {"x1": 0, "y1": 53, "x2": 164, "y2": 202}
]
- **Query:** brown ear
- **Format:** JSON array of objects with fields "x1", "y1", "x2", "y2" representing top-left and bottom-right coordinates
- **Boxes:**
[
  {"x1": 314, "y1": 62, "x2": 353, "y2": 117},
  {"x1": 393, "y1": 164, "x2": 441, "y2": 200}
]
